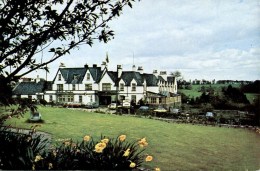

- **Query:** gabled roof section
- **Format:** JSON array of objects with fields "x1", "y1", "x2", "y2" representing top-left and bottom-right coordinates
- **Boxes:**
[
  {"x1": 121, "y1": 71, "x2": 143, "y2": 86},
  {"x1": 158, "y1": 76, "x2": 166, "y2": 83},
  {"x1": 13, "y1": 80, "x2": 45, "y2": 95},
  {"x1": 106, "y1": 71, "x2": 118, "y2": 83},
  {"x1": 142, "y1": 73, "x2": 158, "y2": 86},
  {"x1": 89, "y1": 67, "x2": 103, "y2": 82},
  {"x1": 167, "y1": 76, "x2": 175, "y2": 83},
  {"x1": 59, "y1": 67, "x2": 87, "y2": 84}
]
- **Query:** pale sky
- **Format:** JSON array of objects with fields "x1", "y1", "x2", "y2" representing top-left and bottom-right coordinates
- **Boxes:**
[{"x1": 29, "y1": 0, "x2": 260, "y2": 81}]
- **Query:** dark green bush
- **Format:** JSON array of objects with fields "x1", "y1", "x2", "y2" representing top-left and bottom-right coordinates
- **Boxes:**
[{"x1": 0, "y1": 126, "x2": 49, "y2": 170}]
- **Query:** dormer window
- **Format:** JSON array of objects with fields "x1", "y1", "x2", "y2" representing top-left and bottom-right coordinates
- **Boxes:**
[
  {"x1": 132, "y1": 83, "x2": 136, "y2": 91},
  {"x1": 86, "y1": 73, "x2": 90, "y2": 80},
  {"x1": 58, "y1": 74, "x2": 61, "y2": 81},
  {"x1": 120, "y1": 83, "x2": 124, "y2": 91},
  {"x1": 73, "y1": 75, "x2": 78, "y2": 80}
]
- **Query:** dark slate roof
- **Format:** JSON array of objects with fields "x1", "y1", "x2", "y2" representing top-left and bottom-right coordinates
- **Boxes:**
[
  {"x1": 89, "y1": 67, "x2": 103, "y2": 82},
  {"x1": 57, "y1": 67, "x2": 103, "y2": 84},
  {"x1": 120, "y1": 71, "x2": 143, "y2": 86},
  {"x1": 167, "y1": 76, "x2": 175, "y2": 83},
  {"x1": 59, "y1": 68, "x2": 87, "y2": 84},
  {"x1": 142, "y1": 74, "x2": 158, "y2": 86},
  {"x1": 44, "y1": 81, "x2": 53, "y2": 91},
  {"x1": 13, "y1": 80, "x2": 45, "y2": 95},
  {"x1": 107, "y1": 71, "x2": 118, "y2": 84}
]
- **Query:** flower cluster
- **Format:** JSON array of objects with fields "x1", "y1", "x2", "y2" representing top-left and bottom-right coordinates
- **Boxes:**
[
  {"x1": 138, "y1": 137, "x2": 148, "y2": 147},
  {"x1": 30, "y1": 134, "x2": 159, "y2": 170}
]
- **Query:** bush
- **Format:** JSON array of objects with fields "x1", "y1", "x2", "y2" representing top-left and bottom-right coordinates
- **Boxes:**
[
  {"x1": 0, "y1": 126, "x2": 49, "y2": 170},
  {"x1": 33, "y1": 135, "x2": 154, "y2": 170}
]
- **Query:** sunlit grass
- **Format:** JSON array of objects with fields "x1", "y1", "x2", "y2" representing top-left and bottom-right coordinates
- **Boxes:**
[{"x1": 5, "y1": 106, "x2": 260, "y2": 170}]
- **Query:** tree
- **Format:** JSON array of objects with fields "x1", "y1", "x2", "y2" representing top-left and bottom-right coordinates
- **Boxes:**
[
  {"x1": 171, "y1": 70, "x2": 182, "y2": 79},
  {"x1": 0, "y1": 0, "x2": 136, "y2": 123}
]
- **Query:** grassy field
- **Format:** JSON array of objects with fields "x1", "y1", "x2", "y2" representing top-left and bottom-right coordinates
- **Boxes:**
[{"x1": 4, "y1": 106, "x2": 260, "y2": 171}]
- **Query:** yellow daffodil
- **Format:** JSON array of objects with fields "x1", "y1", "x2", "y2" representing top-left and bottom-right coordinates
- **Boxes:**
[
  {"x1": 129, "y1": 162, "x2": 136, "y2": 168},
  {"x1": 94, "y1": 142, "x2": 107, "y2": 153},
  {"x1": 155, "y1": 167, "x2": 161, "y2": 171},
  {"x1": 32, "y1": 164, "x2": 35, "y2": 170},
  {"x1": 48, "y1": 163, "x2": 53, "y2": 170},
  {"x1": 119, "y1": 134, "x2": 126, "y2": 142},
  {"x1": 94, "y1": 147, "x2": 104, "y2": 153},
  {"x1": 145, "y1": 155, "x2": 153, "y2": 162},
  {"x1": 64, "y1": 141, "x2": 71, "y2": 146},
  {"x1": 138, "y1": 137, "x2": 148, "y2": 147},
  {"x1": 52, "y1": 150, "x2": 57, "y2": 157},
  {"x1": 27, "y1": 136, "x2": 32, "y2": 142},
  {"x1": 34, "y1": 155, "x2": 43, "y2": 162},
  {"x1": 83, "y1": 135, "x2": 90, "y2": 142},
  {"x1": 123, "y1": 148, "x2": 130, "y2": 157},
  {"x1": 95, "y1": 142, "x2": 107, "y2": 149},
  {"x1": 101, "y1": 138, "x2": 109, "y2": 144}
]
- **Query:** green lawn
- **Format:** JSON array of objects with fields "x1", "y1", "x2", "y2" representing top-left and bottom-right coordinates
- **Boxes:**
[{"x1": 5, "y1": 106, "x2": 260, "y2": 171}]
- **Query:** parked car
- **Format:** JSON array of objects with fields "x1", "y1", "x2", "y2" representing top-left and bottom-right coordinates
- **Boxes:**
[
  {"x1": 85, "y1": 102, "x2": 99, "y2": 109},
  {"x1": 122, "y1": 101, "x2": 131, "y2": 108},
  {"x1": 139, "y1": 106, "x2": 149, "y2": 111},
  {"x1": 108, "y1": 103, "x2": 117, "y2": 109},
  {"x1": 30, "y1": 112, "x2": 42, "y2": 122},
  {"x1": 136, "y1": 106, "x2": 150, "y2": 116},
  {"x1": 153, "y1": 106, "x2": 167, "y2": 113}
]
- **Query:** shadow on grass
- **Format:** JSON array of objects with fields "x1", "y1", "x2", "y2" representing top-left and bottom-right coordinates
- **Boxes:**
[{"x1": 25, "y1": 119, "x2": 45, "y2": 124}]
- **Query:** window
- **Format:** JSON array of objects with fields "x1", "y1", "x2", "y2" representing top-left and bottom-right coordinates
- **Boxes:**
[
  {"x1": 119, "y1": 95, "x2": 125, "y2": 101},
  {"x1": 131, "y1": 95, "x2": 136, "y2": 103},
  {"x1": 58, "y1": 74, "x2": 61, "y2": 81},
  {"x1": 151, "y1": 97, "x2": 156, "y2": 104},
  {"x1": 67, "y1": 95, "x2": 74, "y2": 102},
  {"x1": 79, "y1": 95, "x2": 82, "y2": 103},
  {"x1": 37, "y1": 95, "x2": 42, "y2": 100},
  {"x1": 58, "y1": 95, "x2": 64, "y2": 102},
  {"x1": 57, "y1": 84, "x2": 63, "y2": 91},
  {"x1": 86, "y1": 73, "x2": 90, "y2": 80},
  {"x1": 131, "y1": 83, "x2": 136, "y2": 91},
  {"x1": 120, "y1": 83, "x2": 124, "y2": 91},
  {"x1": 72, "y1": 84, "x2": 76, "y2": 90},
  {"x1": 85, "y1": 84, "x2": 92, "y2": 90},
  {"x1": 28, "y1": 95, "x2": 32, "y2": 99},
  {"x1": 102, "y1": 83, "x2": 111, "y2": 91},
  {"x1": 49, "y1": 95, "x2": 53, "y2": 102}
]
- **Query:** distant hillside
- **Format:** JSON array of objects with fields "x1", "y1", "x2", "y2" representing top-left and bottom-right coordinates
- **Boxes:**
[{"x1": 178, "y1": 83, "x2": 258, "y2": 104}]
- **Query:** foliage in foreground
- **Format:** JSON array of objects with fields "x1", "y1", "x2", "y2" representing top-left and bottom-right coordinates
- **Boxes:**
[
  {"x1": 0, "y1": 125, "x2": 49, "y2": 170},
  {"x1": 0, "y1": 126, "x2": 157, "y2": 170}
]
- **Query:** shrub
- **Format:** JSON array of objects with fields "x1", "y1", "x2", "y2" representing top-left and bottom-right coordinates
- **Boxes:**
[
  {"x1": 34, "y1": 135, "x2": 152, "y2": 170},
  {"x1": 0, "y1": 126, "x2": 49, "y2": 170}
]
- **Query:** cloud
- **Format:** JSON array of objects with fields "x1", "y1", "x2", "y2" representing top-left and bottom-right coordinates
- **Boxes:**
[{"x1": 27, "y1": 0, "x2": 260, "y2": 81}]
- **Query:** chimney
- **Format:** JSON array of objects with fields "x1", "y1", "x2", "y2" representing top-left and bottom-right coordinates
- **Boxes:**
[
  {"x1": 132, "y1": 65, "x2": 136, "y2": 72},
  {"x1": 93, "y1": 64, "x2": 97, "y2": 68},
  {"x1": 36, "y1": 75, "x2": 40, "y2": 83},
  {"x1": 159, "y1": 71, "x2": 167, "y2": 80},
  {"x1": 153, "y1": 70, "x2": 159, "y2": 77},
  {"x1": 117, "y1": 65, "x2": 122, "y2": 78},
  {"x1": 84, "y1": 64, "x2": 88, "y2": 68},
  {"x1": 137, "y1": 66, "x2": 143, "y2": 74}
]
